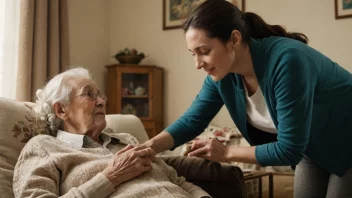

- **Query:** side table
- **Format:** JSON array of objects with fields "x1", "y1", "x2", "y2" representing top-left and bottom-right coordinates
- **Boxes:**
[{"x1": 244, "y1": 171, "x2": 273, "y2": 198}]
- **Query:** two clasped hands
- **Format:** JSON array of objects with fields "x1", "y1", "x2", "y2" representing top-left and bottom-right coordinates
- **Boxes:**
[{"x1": 103, "y1": 137, "x2": 228, "y2": 187}]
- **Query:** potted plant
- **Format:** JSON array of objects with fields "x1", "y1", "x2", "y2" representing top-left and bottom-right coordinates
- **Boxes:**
[{"x1": 114, "y1": 48, "x2": 146, "y2": 64}]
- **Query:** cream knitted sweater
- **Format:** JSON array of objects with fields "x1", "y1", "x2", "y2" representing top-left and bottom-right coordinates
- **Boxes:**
[{"x1": 13, "y1": 132, "x2": 210, "y2": 198}]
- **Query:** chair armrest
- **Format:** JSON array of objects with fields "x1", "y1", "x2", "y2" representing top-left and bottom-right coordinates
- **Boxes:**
[
  {"x1": 161, "y1": 156, "x2": 247, "y2": 198},
  {"x1": 105, "y1": 114, "x2": 149, "y2": 143}
]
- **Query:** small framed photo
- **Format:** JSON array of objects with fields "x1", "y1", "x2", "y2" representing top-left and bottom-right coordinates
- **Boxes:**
[
  {"x1": 335, "y1": 0, "x2": 352, "y2": 19},
  {"x1": 163, "y1": 0, "x2": 246, "y2": 30}
]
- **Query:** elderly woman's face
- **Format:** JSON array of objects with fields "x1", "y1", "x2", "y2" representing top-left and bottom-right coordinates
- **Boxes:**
[{"x1": 63, "y1": 78, "x2": 107, "y2": 135}]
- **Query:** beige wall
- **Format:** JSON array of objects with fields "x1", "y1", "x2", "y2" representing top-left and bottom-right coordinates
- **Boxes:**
[
  {"x1": 109, "y1": 0, "x2": 212, "y2": 128},
  {"x1": 68, "y1": 0, "x2": 110, "y2": 93},
  {"x1": 70, "y1": 0, "x2": 352, "y2": 128},
  {"x1": 247, "y1": 0, "x2": 352, "y2": 71}
]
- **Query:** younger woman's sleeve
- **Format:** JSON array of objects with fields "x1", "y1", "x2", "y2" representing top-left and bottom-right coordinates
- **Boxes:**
[{"x1": 165, "y1": 76, "x2": 224, "y2": 149}]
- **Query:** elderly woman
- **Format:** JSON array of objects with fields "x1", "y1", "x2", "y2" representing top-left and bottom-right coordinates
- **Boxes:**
[{"x1": 13, "y1": 67, "x2": 210, "y2": 198}]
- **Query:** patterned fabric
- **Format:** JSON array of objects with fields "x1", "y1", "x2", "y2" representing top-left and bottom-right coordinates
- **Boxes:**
[
  {"x1": 0, "y1": 99, "x2": 38, "y2": 198},
  {"x1": 180, "y1": 125, "x2": 256, "y2": 171},
  {"x1": 11, "y1": 108, "x2": 49, "y2": 143},
  {"x1": 181, "y1": 125, "x2": 293, "y2": 172},
  {"x1": 181, "y1": 125, "x2": 241, "y2": 154}
]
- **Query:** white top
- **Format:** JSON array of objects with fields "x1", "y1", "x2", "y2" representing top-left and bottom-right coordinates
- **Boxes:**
[
  {"x1": 243, "y1": 81, "x2": 278, "y2": 134},
  {"x1": 56, "y1": 130, "x2": 113, "y2": 148}
]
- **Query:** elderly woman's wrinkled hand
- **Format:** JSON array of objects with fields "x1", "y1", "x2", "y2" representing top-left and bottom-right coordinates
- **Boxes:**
[
  {"x1": 117, "y1": 144, "x2": 157, "y2": 162},
  {"x1": 102, "y1": 145, "x2": 156, "y2": 187}
]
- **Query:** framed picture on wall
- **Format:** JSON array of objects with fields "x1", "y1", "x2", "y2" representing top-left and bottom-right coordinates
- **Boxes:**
[
  {"x1": 335, "y1": 0, "x2": 352, "y2": 19},
  {"x1": 163, "y1": 0, "x2": 246, "y2": 30}
]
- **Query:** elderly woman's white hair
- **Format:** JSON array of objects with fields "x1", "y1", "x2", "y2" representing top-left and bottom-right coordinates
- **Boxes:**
[{"x1": 33, "y1": 67, "x2": 92, "y2": 135}]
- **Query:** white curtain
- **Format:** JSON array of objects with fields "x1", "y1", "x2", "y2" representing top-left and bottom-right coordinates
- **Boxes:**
[{"x1": 0, "y1": 0, "x2": 20, "y2": 99}]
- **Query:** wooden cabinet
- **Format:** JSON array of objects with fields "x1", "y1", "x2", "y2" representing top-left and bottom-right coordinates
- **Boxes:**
[{"x1": 105, "y1": 64, "x2": 164, "y2": 138}]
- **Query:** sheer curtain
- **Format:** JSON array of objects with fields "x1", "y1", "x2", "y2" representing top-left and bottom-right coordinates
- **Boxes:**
[{"x1": 0, "y1": 0, "x2": 20, "y2": 99}]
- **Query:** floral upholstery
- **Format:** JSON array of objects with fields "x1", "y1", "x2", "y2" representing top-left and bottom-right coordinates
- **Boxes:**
[
  {"x1": 181, "y1": 125, "x2": 259, "y2": 171},
  {"x1": 0, "y1": 99, "x2": 36, "y2": 197}
]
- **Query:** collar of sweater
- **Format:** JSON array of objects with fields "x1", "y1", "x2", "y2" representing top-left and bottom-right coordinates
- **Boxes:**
[{"x1": 56, "y1": 130, "x2": 114, "y2": 148}]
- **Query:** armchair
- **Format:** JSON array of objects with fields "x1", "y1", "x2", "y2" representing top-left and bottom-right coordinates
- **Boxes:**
[{"x1": 0, "y1": 97, "x2": 246, "y2": 198}]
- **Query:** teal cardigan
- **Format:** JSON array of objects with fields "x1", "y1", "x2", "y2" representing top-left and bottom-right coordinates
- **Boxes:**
[{"x1": 165, "y1": 36, "x2": 352, "y2": 176}]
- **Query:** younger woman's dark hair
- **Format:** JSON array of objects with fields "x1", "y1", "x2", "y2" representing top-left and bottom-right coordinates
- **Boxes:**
[{"x1": 183, "y1": 0, "x2": 308, "y2": 44}]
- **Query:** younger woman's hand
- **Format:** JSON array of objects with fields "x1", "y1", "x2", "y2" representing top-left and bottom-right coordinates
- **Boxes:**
[{"x1": 188, "y1": 138, "x2": 229, "y2": 163}]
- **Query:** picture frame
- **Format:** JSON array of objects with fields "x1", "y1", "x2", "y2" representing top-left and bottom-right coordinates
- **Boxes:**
[
  {"x1": 335, "y1": 0, "x2": 352, "y2": 19},
  {"x1": 163, "y1": 0, "x2": 246, "y2": 30}
]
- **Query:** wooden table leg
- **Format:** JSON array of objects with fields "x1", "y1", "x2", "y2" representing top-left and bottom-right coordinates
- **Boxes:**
[
  {"x1": 259, "y1": 178, "x2": 262, "y2": 198},
  {"x1": 244, "y1": 171, "x2": 277, "y2": 198},
  {"x1": 269, "y1": 173, "x2": 273, "y2": 198}
]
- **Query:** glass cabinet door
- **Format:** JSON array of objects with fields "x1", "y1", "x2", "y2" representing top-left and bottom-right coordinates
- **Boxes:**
[{"x1": 120, "y1": 73, "x2": 149, "y2": 118}]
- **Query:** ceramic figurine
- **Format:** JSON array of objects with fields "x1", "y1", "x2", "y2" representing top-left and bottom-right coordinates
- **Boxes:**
[
  {"x1": 122, "y1": 104, "x2": 136, "y2": 115},
  {"x1": 134, "y1": 86, "x2": 146, "y2": 96}
]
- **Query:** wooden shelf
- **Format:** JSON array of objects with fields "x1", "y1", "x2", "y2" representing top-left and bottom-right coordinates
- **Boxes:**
[
  {"x1": 122, "y1": 95, "x2": 149, "y2": 99},
  {"x1": 106, "y1": 64, "x2": 164, "y2": 139}
]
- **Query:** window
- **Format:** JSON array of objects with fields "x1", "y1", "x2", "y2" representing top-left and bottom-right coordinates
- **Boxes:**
[
  {"x1": 0, "y1": 0, "x2": 5, "y2": 90},
  {"x1": 0, "y1": 0, "x2": 19, "y2": 99}
]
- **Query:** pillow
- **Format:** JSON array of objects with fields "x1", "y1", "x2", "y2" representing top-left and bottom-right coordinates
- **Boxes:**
[
  {"x1": 181, "y1": 125, "x2": 242, "y2": 156},
  {"x1": 0, "y1": 99, "x2": 47, "y2": 198},
  {"x1": 180, "y1": 125, "x2": 259, "y2": 172}
]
